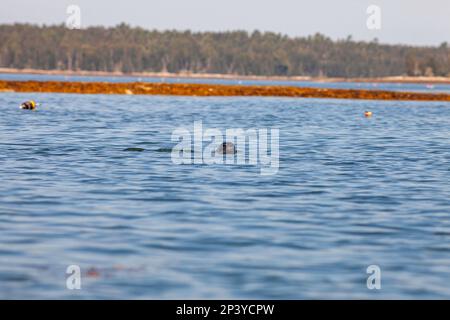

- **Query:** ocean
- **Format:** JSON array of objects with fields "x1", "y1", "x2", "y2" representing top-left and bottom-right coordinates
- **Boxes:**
[{"x1": 1, "y1": 87, "x2": 450, "y2": 298}]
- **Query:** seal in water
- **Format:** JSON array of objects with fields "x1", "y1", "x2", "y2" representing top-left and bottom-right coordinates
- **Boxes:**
[
  {"x1": 20, "y1": 100, "x2": 37, "y2": 110},
  {"x1": 216, "y1": 142, "x2": 237, "y2": 154}
]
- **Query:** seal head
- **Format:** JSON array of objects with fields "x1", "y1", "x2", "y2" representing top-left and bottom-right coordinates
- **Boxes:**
[{"x1": 216, "y1": 142, "x2": 237, "y2": 154}]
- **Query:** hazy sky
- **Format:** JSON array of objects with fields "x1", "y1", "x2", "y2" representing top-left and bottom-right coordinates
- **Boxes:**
[{"x1": 1, "y1": 0, "x2": 449, "y2": 46}]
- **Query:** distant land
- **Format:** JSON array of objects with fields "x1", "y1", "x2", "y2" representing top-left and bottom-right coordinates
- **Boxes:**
[{"x1": 0, "y1": 23, "x2": 449, "y2": 79}]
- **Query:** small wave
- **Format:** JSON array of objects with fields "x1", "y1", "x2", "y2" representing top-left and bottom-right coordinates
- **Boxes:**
[
  {"x1": 155, "y1": 147, "x2": 174, "y2": 153},
  {"x1": 123, "y1": 147, "x2": 145, "y2": 152}
]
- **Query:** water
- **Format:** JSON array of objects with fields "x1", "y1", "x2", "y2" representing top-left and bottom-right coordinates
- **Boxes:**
[
  {"x1": 2, "y1": 72, "x2": 450, "y2": 93},
  {"x1": 1, "y1": 92, "x2": 450, "y2": 299}
]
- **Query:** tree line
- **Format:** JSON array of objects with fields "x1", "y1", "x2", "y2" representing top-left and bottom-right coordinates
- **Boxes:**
[{"x1": 0, "y1": 23, "x2": 449, "y2": 78}]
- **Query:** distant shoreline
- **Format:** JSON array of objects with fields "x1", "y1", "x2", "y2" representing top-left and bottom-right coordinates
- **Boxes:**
[
  {"x1": 1, "y1": 68, "x2": 450, "y2": 84},
  {"x1": 2, "y1": 80, "x2": 450, "y2": 101}
]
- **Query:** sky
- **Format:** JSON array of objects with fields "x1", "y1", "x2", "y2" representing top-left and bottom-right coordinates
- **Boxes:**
[{"x1": 0, "y1": 0, "x2": 449, "y2": 46}]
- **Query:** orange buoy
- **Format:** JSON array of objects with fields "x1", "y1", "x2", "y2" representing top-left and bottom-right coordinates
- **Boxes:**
[{"x1": 364, "y1": 111, "x2": 373, "y2": 117}]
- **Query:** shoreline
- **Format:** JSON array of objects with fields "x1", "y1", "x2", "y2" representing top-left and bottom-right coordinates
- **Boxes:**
[
  {"x1": 1, "y1": 80, "x2": 450, "y2": 101},
  {"x1": 1, "y1": 68, "x2": 450, "y2": 84}
]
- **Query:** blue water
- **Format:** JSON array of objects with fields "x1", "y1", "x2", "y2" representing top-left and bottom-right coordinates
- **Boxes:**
[
  {"x1": 1, "y1": 92, "x2": 450, "y2": 299},
  {"x1": 1, "y1": 72, "x2": 450, "y2": 93}
]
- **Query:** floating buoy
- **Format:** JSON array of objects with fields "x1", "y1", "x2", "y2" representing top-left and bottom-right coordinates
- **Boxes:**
[
  {"x1": 20, "y1": 100, "x2": 37, "y2": 110},
  {"x1": 364, "y1": 111, "x2": 373, "y2": 117}
]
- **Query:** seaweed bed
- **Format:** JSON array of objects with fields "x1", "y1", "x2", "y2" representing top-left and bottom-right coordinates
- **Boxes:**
[{"x1": 1, "y1": 80, "x2": 450, "y2": 101}]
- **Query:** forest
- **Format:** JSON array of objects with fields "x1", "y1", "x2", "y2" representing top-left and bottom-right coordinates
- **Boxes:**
[{"x1": 0, "y1": 23, "x2": 449, "y2": 78}]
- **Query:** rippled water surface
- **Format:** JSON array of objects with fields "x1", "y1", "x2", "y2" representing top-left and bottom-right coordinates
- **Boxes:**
[{"x1": 1, "y1": 92, "x2": 450, "y2": 299}]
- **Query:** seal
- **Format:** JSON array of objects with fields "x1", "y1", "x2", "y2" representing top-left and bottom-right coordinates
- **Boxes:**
[{"x1": 216, "y1": 142, "x2": 237, "y2": 154}]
